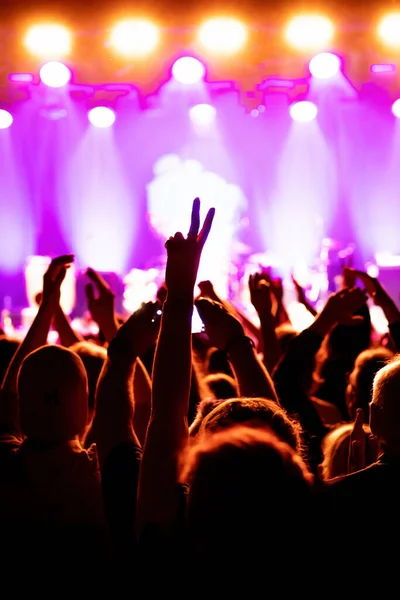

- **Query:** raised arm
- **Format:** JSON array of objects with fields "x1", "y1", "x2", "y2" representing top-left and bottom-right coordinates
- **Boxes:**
[
  {"x1": 273, "y1": 287, "x2": 368, "y2": 474},
  {"x1": 137, "y1": 198, "x2": 215, "y2": 533},
  {"x1": 196, "y1": 297, "x2": 279, "y2": 403},
  {"x1": 0, "y1": 255, "x2": 73, "y2": 435},
  {"x1": 249, "y1": 273, "x2": 280, "y2": 372},
  {"x1": 344, "y1": 268, "x2": 400, "y2": 350},
  {"x1": 85, "y1": 268, "x2": 119, "y2": 343},
  {"x1": 93, "y1": 302, "x2": 160, "y2": 468}
]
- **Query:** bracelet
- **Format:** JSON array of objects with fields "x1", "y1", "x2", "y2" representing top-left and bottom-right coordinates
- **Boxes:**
[{"x1": 224, "y1": 335, "x2": 255, "y2": 355}]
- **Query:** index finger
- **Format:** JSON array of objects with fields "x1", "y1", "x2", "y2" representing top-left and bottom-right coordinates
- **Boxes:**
[
  {"x1": 198, "y1": 207, "x2": 215, "y2": 248},
  {"x1": 86, "y1": 267, "x2": 110, "y2": 291},
  {"x1": 50, "y1": 254, "x2": 74, "y2": 268},
  {"x1": 188, "y1": 198, "x2": 200, "y2": 239}
]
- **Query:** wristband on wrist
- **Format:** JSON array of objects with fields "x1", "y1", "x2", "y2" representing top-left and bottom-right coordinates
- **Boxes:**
[{"x1": 224, "y1": 335, "x2": 255, "y2": 355}]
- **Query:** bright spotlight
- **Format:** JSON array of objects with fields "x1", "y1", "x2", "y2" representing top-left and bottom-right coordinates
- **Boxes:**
[
  {"x1": 172, "y1": 57, "x2": 206, "y2": 84},
  {"x1": 309, "y1": 52, "x2": 341, "y2": 79},
  {"x1": 0, "y1": 109, "x2": 13, "y2": 130},
  {"x1": 199, "y1": 18, "x2": 247, "y2": 54},
  {"x1": 285, "y1": 15, "x2": 334, "y2": 50},
  {"x1": 392, "y1": 99, "x2": 400, "y2": 118},
  {"x1": 24, "y1": 24, "x2": 71, "y2": 57},
  {"x1": 189, "y1": 104, "x2": 216, "y2": 126},
  {"x1": 88, "y1": 107, "x2": 116, "y2": 128},
  {"x1": 39, "y1": 62, "x2": 71, "y2": 88},
  {"x1": 289, "y1": 101, "x2": 318, "y2": 122},
  {"x1": 109, "y1": 19, "x2": 159, "y2": 56},
  {"x1": 378, "y1": 14, "x2": 400, "y2": 48}
]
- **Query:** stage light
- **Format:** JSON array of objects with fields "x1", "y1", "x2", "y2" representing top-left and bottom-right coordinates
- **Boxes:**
[
  {"x1": 24, "y1": 24, "x2": 71, "y2": 57},
  {"x1": 289, "y1": 101, "x2": 318, "y2": 122},
  {"x1": 309, "y1": 52, "x2": 341, "y2": 79},
  {"x1": 88, "y1": 107, "x2": 116, "y2": 128},
  {"x1": 285, "y1": 15, "x2": 334, "y2": 50},
  {"x1": 189, "y1": 103, "x2": 216, "y2": 126},
  {"x1": 0, "y1": 110, "x2": 13, "y2": 130},
  {"x1": 109, "y1": 19, "x2": 159, "y2": 56},
  {"x1": 39, "y1": 62, "x2": 71, "y2": 88},
  {"x1": 371, "y1": 64, "x2": 396, "y2": 73},
  {"x1": 378, "y1": 13, "x2": 400, "y2": 48},
  {"x1": 392, "y1": 99, "x2": 400, "y2": 118},
  {"x1": 198, "y1": 18, "x2": 247, "y2": 54},
  {"x1": 172, "y1": 57, "x2": 206, "y2": 84}
]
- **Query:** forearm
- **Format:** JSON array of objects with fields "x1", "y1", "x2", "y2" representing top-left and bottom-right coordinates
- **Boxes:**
[
  {"x1": 133, "y1": 358, "x2": 152, "y2": 446},
  {"x1": 138, "y1": 296, "x2": 193, "y2": 530},
  {"x1": 0, "y1": 303, "x2": 54, "y2": 433},
  {"x1": 258, "y1": 311, "x2": 280, "y2": 373},
  {"x1": 151, "y1": 296, "x2": 192, "y2": 426},
  {"x1": 93, "y1": 356, "x2": 139, "y2": 467},
  {"x1": 53, "y1": 305, "x2": 82, "y2": 347},
  {"x1": 228, "y1": 337, "x2": 279, "y2": 402}
]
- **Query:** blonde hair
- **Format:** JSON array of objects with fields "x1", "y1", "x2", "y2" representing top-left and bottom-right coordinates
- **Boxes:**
[{"x1": 321, "y1": 422, "x2": 375, "y2": 480}]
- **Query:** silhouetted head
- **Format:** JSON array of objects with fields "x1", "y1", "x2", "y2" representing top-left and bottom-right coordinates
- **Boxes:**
[
  {"x1": 320, "y1": 422, "x2": 376, "y2": 480},
  {"x1": 205, "y1": 347, "x2": 234, "y2": 377},
  {"x1": 346, "y1": 347, "x2": 393, "y2": 421},
  {"x1": 199, "y1": 397, "x2": 304, "y2": 454},
  {"x1": 18, "y1": 345, "x2": 88, "y2": 444},
  {"x1": 371, "y1": 356, "x2": 400, "y2": 453},
  {"x1": 203, "y1": 373, "x2": 238, "y2": 400},
  {"x1": 70, "y1": 341, "x2": 107, "y2": 415},
  {"x1": 0, "y1": 336, "x2": 20, "y2": 384},
  {"x1": 182, "y1": 426, "x2": 314, "y2": 563}
]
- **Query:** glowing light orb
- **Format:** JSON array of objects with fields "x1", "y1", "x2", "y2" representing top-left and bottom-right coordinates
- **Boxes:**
[
  {"x1": 0, "y1": 109, "x2": 13, "y2": 129},
  {"x1": 24, "y1": 24, "x2": 71, "y2": 57},
  {"x1": 378, "y1": 14, "x2": 400, "y2": 48},
  {"x1": 172, "y1": 57, "x2": 206, "y2": 84},
  {"x1": 392, "y1": 99, "x2": 400, "y2": 118},
  {"x1": 285, "y1": 15, "x2": 334, "y2": 50},
  {"x1": 109, "y1": 19, "x2": 159, "y2": 56},
  {"x1": 189, "y1": 104, "x2": 216, "y2": 126},
  {"x1": 88, "y1": 107, "x2": 116, "y2": 128},
  {"x1": 198, "y1": 18, "x2": 247, "y2": 54},
  {"x1": 309, "y1": 52, "x2": 341, "y2": 79},
  {"x1": 39, "y1": 62, "x2": 71, "y2": 88},
  {"x1": 289, "y1": 101, "x2": 318, "y2": 122}
]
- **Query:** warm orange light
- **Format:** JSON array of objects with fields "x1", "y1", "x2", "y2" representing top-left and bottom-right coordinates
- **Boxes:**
[
  {"x1": 198, "y1": 18, "x2": 247, "y2": 54},
  {"x1": 109, "y1": 19, "x2": 159, "y2": 56},
  {"x1": 24, "y1": 24, "x2": 71, "y2": 57},
  {"x1": 377, "y1": 13, "x2": 400, "y2": 48},
  {"x1": 285, "y1": 15, "x2": 334, "y2": 51}
]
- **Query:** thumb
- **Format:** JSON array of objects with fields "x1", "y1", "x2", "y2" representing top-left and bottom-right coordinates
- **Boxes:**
[{"x1": 85, "y1": 283, "x2": 95, "y2": 303}]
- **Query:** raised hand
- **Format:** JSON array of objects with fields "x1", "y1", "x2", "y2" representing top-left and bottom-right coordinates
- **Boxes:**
[
  {"x1": 348, "y1": 408, "x2": 378, "y2": 473},
  {"x1": 344, "y1": 268, "x2": 385, "y2": 305},
  {"x1": 197, "y1": 280, "x2": 220, "y2": 302},
  {"x1": 112, "y1": 301, "x2": 161, "y2": 359},
  {"x1": 165, "y1": 198, "x2": 215, "y2": 299},
  {"x1": 42, "y1": 254, "x2": 74, "y2": 307},
  {"x1": 322, "y1": 287, "x2": 368, "y2": 326},
  {"x1": 85, "y1": 268, "x2": 118, "y2": 342},
  {"x1": 249, "y1": 273, "x2": 273, "y2": 317},
  {"x1": 344, "y1": 267, "x2": 400, "y2": 327},
  {"x1": 195, "y1": 298, "x2": 244, "y2": 351}
]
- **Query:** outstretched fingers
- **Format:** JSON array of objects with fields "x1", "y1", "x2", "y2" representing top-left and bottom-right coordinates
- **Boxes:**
[
  {"x1": 197, "y1": 207, "x2": 215, "y2": 247},
  {"x1": 188, "y1": 197, "x2": 200, "y2": 239}
]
